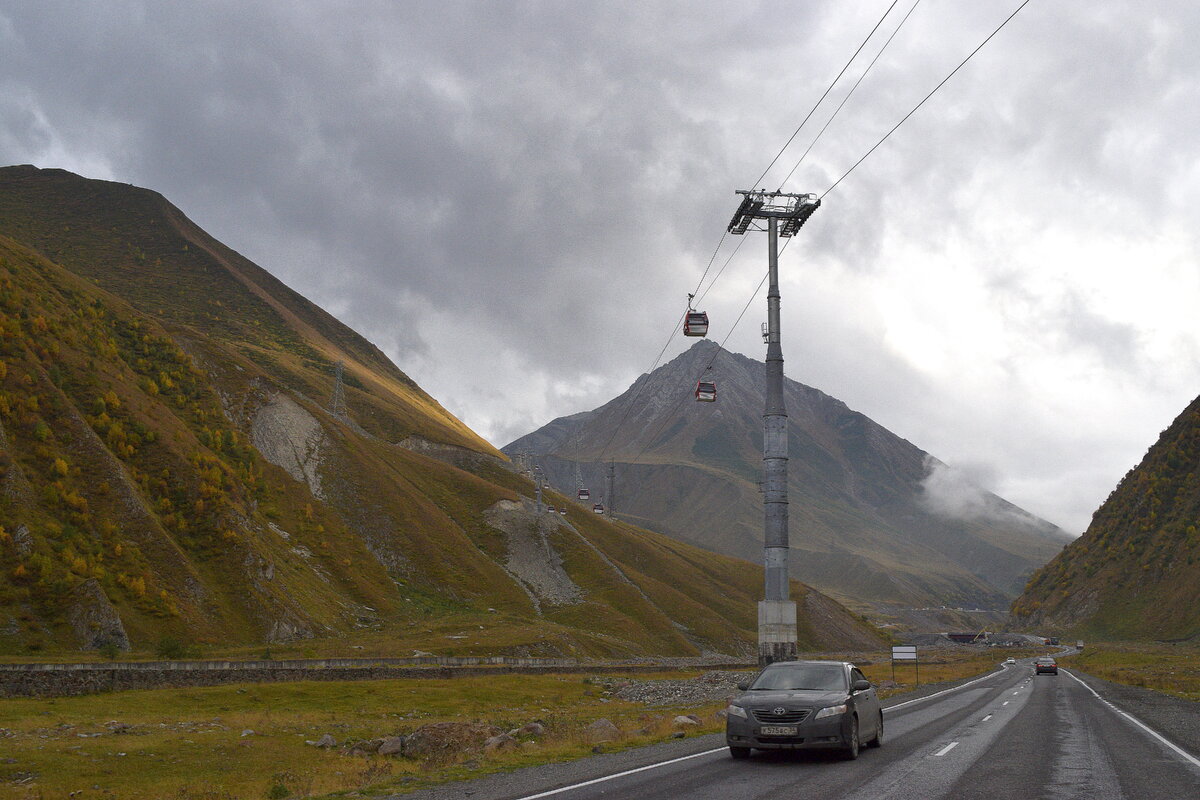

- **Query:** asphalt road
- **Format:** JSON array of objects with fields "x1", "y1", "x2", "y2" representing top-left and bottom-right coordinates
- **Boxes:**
[{"x1": 396, "y1": 662, "x2": 1200, "y2": 800}]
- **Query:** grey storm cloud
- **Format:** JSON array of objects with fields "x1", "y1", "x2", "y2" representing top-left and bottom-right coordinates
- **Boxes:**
[{"x1": 3, "y1": 0, "x2": 1200, "y2": 534}]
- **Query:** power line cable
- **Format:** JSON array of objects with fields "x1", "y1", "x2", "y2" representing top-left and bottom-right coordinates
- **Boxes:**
[
  {"x1": 779, "y1": 0, "x2": 923, "y2": 189},
  {"x1": 822, "y1": 0, "x2": 1032, "y2": 199},
  {"x1": 628, "y1": 267, "x2": 772, "y2": 467},
  {"x1": 692, "y1": 0, "x2": 900, "y2": 304},
  {"x1": 695, "y1": 235, "x2": 749, "y2": 306},
  {"x1": 595, "y1": 1, "x2": 905, "y2": 467},
  {"x1": 609, "y1": 1, "x2": 1033, "y2": 479},
  {"x1": 691, "y1": 231, "x2": 730, "y2": 299},
  {"x1": 594, "y1": 308, "x2": 688, "y2": 462},
  {"x1": 751, "y1": 0, "x2": 901, "y2": 191}
]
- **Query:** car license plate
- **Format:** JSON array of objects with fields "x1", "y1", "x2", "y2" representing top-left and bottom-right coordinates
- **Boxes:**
[{"x1": 759, "y1": 725, "x2": 797, "y2": 736}]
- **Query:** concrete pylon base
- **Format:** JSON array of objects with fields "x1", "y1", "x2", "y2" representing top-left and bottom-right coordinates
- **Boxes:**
[{"x1": 758, "y1": 599, "x2": 798, "y2": 666}]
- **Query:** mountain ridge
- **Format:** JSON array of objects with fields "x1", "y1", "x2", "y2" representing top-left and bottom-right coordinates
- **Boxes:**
[
  {"x1": 506, "y1": 340, "x2": 1072, "y2": 619},
  {"x1": 0, "y1": 165, "x2": 884, "y2": 657},
  {"x1": 1011, "y1": 392, "x2": 1200, "y2": 640}
]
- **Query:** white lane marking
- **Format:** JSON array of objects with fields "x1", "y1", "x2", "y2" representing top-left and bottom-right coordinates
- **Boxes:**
[
  {"x1": 885, "y1": 667, "x2": 1004, "y2": 712},
  {"x1": 1061, "y1": 669, "x2": 1200, "y2": 770},
  {"x1": 934, "y1": 741, "x2": 959, "y2": 757},
  {"x1": 512, "y1": 747, "x2": 726, "y2": 800},
  {"x1": 1012, "y1": 691, "x2": 1020, "y2": 695},
  {"x1": 982, "y1": 714, "x2": 992, "y2": 721},
  {"x1": 1002, "y1": 701, "x2": 1009, "y2": 706}
]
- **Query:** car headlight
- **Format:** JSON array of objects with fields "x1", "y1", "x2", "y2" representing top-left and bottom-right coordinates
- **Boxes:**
[
  {"x1": 814, "y1": 703, "x2": 848, "y2": 719},
  {"x1": 727, "y1": 704, "x2": 748, "y2": 719}
]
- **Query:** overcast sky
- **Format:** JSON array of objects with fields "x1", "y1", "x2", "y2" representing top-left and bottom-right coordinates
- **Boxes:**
[{"x1": 3, "y1": 1, "x2": 1198, "y2": 535}]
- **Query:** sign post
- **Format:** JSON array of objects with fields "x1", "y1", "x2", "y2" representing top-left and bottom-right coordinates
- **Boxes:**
[{"x1": 891, "y1": 645, "x2": 919, "y2": 687}]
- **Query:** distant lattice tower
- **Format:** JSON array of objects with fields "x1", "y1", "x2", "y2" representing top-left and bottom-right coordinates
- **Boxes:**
[{"x1": 329, "y1": 361, "x2": 349, "y2": 418}]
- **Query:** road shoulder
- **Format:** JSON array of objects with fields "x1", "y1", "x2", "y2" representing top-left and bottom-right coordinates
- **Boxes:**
[
  {"x1": 1066, "y1": 669, "x2": 1200, "y2": 758},
  {"x1": 386, "y1": 732, "x2": 727, "y2": 800}
]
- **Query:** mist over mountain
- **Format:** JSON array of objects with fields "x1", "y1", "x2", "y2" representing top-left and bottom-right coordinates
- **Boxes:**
[
  {"x1": 0, "y1": 165, "x2": 884, "y2": 656},
  {"x1": 1012, "y1": 392, "x2": 1200, "y2": 640},
  {"x1": 506, "y1": 340, "x2": 1072, "y2": 621}
]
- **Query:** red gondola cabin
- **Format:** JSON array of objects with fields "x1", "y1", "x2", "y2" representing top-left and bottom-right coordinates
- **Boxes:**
[
  {"x1": 684, "y1": 311, "x2": 709, "y2": 337},
  {"x1": 695, "y1": 381, "x2": 716, "y2": 402}
]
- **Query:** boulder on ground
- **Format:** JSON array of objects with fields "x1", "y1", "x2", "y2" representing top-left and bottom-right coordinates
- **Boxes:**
[
  {"x1": 307, "y1": 733, "x2": 336, "y2": 748},
  {"x1": 484, "y1": 733, "x2": 518, "y2": 755},
  {"x1": 583, "y1": 718, "x2": 620, "y2": 743},
  {"x1": 403, "y1": 722, "x2": 501, "y2": 760},
  {"x1": 673, "y1": 715, "x2": 700, "y2": 727},
  {"x1": 377, "y1": 736, "x2": 405, "y2": 756}
]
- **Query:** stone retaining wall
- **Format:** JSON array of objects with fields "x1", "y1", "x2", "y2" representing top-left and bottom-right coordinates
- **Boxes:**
[{"x1": 0, "y1": 656, "x2": 754, "y2": 698}]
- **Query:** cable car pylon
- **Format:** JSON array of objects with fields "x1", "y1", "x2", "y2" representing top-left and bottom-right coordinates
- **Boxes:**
[{"x1": 727, "y1": 188, "x2": 820, "y2": 667}]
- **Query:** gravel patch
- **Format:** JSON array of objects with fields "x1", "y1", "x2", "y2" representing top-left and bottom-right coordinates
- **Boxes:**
[{"x1": 603, "y1": 671, "x2": 750, "y2": 707}]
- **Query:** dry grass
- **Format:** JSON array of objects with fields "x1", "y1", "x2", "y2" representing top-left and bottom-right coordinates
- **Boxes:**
[
  {"x1": 1064, "y1": 641, "x2": 1200, "y2": 701},
  {"x1": 0, "y1": 647, "x2": 1035, "y2": 798},
  {"x1": 0, "y1": 670, "x2": 727, "y2": 799}
]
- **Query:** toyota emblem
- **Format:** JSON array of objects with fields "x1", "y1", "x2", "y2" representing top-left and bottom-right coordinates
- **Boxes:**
[{"x1": 773, "y1": 707, "x2": 787, "y2": 715}]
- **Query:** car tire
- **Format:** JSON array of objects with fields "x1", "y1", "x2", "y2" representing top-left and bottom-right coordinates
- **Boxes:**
[
  {"x1": 729, "y1": 746, "x2": 751, "y2": 759},
  {"x1": 843, "y1": 716, "x2": 860, "y2": 760},
  {"x1": 867, "y1": 711, "x2": 883, "y2": 748}
]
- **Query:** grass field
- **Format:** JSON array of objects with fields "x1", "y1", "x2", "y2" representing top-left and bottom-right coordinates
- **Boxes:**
[
  {"x1": 1062, "y1": 642, "x2": 1200, "y2": 701},
  {"x1": 0, "y1": 646, "x2": 1033, "y2": 799}
]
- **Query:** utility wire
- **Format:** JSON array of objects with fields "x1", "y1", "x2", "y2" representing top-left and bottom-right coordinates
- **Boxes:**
[
  {"x1": 751, "y1": 0, "x2": 900, "y2": 191},
  {"x1": 822, "y1": 0, "x2": 1032, "y2": 199},
  {"x1": 779, "y1": 0, "x2": 923, "y2": 189},
  {"x1": 594, "y1": 308, "x2": 688, "y2": 462},
  {"x1": 650, "y1": 0, "x2": 1029, "y2": 464},
  {"x1": 595, "y1": 4, "x2": 897, "y2": 462},
  {"x1": 690, "y1": 230, "x2": 729, "y2": 299},
  {"x1": 689, "y1": 0, "x2": 901, "y2": 308},
  {"x1": 695, "y1": 235, "x2": 749, "y2": 306},
  {"x1": 608, "y1": 0, "x2": 1033, "y2": 482},
  {"x1": 628, "y1": 267, "x2": 771, "y2": 467},
  {"x1": 595, "y1": 1, "x2": 915, "y2": 468}
]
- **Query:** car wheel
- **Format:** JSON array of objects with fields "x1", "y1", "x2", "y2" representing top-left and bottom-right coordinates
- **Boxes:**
[
  {"x1": 729, "y1": 745, "x2": 751, "y2": 759},
  {"x1": 843, "y1": 716, "x2": 860, "y2": 760},
  {"x1": 867, "y1": 711, "x2": 883, "y2": 748}
]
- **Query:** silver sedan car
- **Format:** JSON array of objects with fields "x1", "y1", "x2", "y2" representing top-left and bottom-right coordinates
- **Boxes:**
[{"x1": 725, "y1": 660, "x2": 883, "y2": 760}]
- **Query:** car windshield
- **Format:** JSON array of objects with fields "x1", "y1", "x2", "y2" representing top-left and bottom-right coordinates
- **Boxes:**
[{"x1": 748, "y1": 664, "x2": 846, "y2": 692}]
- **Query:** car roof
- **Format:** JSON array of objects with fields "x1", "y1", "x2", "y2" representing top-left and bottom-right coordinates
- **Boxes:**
[{"x1": 762, "y1": 660, "x2": 853, "y2": 668}]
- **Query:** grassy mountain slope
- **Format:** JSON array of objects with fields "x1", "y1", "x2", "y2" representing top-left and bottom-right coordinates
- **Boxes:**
[
  {"x1": 0, "y1": 166, "x2": 884, "y2": 657},
  {"x1": 507, "y1": 341, "x2": 1071, "y2": 618},
  {"x1": 1011, "y1": 393, "x2": 1200, "y2": 640},
  {"x1": 0, "y1": 165, "x2": 489, "y2": 454}
]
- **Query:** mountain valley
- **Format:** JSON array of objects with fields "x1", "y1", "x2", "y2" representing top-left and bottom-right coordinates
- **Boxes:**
[{"x1": 0, "y1": 165, "x2": 885, "y2": 657}]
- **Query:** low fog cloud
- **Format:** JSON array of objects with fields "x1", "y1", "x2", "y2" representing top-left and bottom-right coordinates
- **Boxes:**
[{"x1": 918, "y1": 456, "x2": 1034, "y2": 529}]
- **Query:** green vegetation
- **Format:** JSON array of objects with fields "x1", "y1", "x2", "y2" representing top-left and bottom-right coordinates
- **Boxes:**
[
  {"x1": 1012, "y1": 394, "x2": 1200, "y2": 639},
  {"x1": 1064, "y1": 642, "x2": 1200, "y2": 701},
  {"x1": 0, "y1": 671, "x2": 721, "y2": 799},
  {"x1": 0, "y1": 166, "x2": 885, "y2": 659},
  {"x1": 0, "y1": 649, "x2": 1014, "y2": 799}
]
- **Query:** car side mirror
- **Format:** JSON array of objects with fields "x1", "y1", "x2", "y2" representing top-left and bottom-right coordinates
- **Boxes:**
[
  {"x1": 852, "y1": 679, "x2": 871, "y2": 692},
  {"x1": 737, "y1": 681, "x2": 749, "y2": 691}
]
